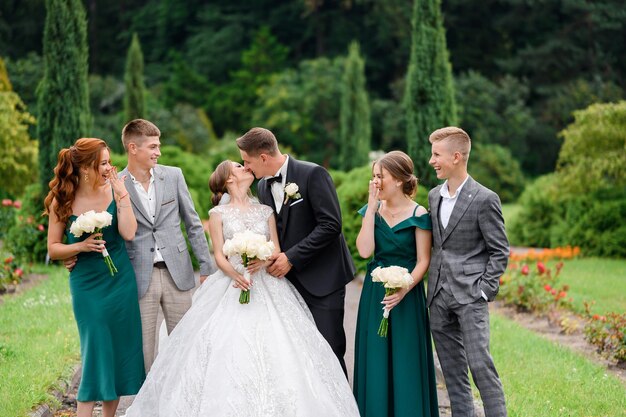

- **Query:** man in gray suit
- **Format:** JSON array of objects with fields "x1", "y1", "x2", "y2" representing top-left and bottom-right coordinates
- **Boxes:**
[
  {"x1": 119, "y1": 119, "x2": 213, "y2": 371},
  {"x1": 427, "y1": 127, "x2": 509, "y2": 417}
]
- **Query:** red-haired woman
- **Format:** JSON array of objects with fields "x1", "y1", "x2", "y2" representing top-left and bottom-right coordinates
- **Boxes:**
[{"x1": 44, "y1": 138, "x2": 144, "y2": 417}]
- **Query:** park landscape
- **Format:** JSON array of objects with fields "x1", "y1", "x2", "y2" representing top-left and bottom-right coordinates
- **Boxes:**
[{"x1": 1, "y1": 0, "x2": 625, "y2": 416}]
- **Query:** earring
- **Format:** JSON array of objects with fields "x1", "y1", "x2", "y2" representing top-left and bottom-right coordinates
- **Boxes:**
[{"x1": 84, "y1": 173, "x2": 89, "y2": 182}]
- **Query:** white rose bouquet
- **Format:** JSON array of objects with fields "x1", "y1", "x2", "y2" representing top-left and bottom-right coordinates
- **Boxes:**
[
  {"x1": 371, "y1": 265, "x2": 414, "y2": 337},
  {"x1": 222, "y1": 230, "x2": 275, "y2": 304},
  {"x1": 70, "y1": 210, "x2": 118, "y2": 276}
]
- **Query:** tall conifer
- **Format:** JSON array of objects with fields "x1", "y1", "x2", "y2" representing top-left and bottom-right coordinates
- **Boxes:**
[
  {"x1": 124, "y1": 33, "x2": 146, "y2": 123},
  {"x1": 339, "y1": 41, "x2": 371, "y2": 171},
  {"x1": 37, "y1": 0, "x2": 91, "y2": 190},
  {"x1": 404, "y1": 0, "x2": 457, "y2": 186}
]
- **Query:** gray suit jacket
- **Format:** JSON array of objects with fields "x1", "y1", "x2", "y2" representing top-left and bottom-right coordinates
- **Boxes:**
[
  {"x1": 427, "y1": 176, "x2": 509, "y2": 306},
  {"x1": 120, "y1": 164, "x2": 214, "y2": 298}
]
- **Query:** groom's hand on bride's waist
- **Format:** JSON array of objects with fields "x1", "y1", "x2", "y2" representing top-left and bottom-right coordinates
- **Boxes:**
[{"x1": 267, "y1": 253, "x2": 291, "y2": 278}]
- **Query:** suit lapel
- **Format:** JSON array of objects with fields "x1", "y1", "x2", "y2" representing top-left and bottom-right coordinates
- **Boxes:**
[
  {"x1": 441, "y1": 176, "x2": 478, "y2": 244},
  {"x1": 121, "y1": 167, "x2": 152, "y2": 223},
  {"x1": 279, "y1": 158, "x2": 296, "y2": 242},
  {"x1": 430, "y1": 187, "x2": 443, "y2": 245},
  {"x1": 153, "y1": 166, "x2": 165, "y2": 221}
]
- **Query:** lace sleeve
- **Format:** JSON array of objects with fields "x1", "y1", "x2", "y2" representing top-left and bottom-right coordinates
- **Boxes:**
[
  {"x1": 259, "y1": 204, "x2": 275, "y2": 220},
  {"x1": 209, "y1": 206, "x2": 226, "y2": 217}
]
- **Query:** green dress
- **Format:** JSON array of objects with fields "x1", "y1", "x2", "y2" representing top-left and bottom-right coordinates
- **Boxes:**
[
  {"x1": 353, "y1": 204, "x2": 439, "y2": 417},
  {"x1": 66, "y1": 199, "x2": 145, "y2": 401}
]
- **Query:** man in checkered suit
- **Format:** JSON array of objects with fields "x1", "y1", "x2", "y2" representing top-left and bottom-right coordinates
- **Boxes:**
[{"x1": 427, "y1": 127, "x2": 509, "y2": 417}]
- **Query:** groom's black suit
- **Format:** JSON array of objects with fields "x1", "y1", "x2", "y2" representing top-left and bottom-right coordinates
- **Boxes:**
[{"x1": 258, "y1": 157, "x2": 355, "y2": 372}]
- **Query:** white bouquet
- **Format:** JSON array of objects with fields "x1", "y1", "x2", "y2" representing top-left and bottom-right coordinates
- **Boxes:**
[
  {"x1": 371, "y1": 265, "x2": 414, "y2": 337},
  {"x1": 70, "y1": 210, "x2": 118, "y2": 276},
  {"x1": 222, "y1": 230, "x2": 275, "y2": 304}
]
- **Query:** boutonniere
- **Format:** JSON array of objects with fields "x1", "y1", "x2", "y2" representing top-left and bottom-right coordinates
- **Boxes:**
[{"x1": 283, "y1": 182, "x2": 301, "y2": 205}]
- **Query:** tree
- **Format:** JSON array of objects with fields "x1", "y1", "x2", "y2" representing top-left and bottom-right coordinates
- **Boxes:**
[
  {"x1": 0, "y1": 58, "x2": 38, "y2": 196},
  {"x1": 339, "y1": 41, "x2": 371, "y2": 170},
  {"x1": 37, "y1": 0, "x2": 91, "y2": 190},
  {"x1": 253, "y1": 57, "x2": 344, "y2": 168},
  {"x1": 123, "y1": 33, "x2": 146, "y2": 123},
  {"x1": 557, "y1": 101, "x2": 626, "y2": 194},
  {"x1": 404, "y1": 0, "x2": 457, "y2": 186}
]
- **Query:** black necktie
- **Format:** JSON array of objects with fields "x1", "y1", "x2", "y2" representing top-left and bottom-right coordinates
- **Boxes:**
[{"x1": 267, "y1": 174, "x2": 282, "y2": 186}]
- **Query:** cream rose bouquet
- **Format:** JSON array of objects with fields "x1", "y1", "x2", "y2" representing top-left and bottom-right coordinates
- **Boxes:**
[
  {"x1": 371, "y1": 265, "x2": 414, "y2": 337},
  {"x1": 70, "y1": 210, "x2": 118, "y2": 276},
  {"x1": 222, "y1": 230, "x2": 275, "y2": 304}
]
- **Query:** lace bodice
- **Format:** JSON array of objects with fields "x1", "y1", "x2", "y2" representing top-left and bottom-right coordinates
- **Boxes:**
[{"x1": 210, "y1": 204, "x2": 274, "y2": 241}]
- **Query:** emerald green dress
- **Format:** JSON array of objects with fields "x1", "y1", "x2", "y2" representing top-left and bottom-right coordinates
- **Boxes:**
[
  {"x1": 353, "y1": 204, "x2": 439, "y2": 417},
  {"x1": 66, "y1": 200, "x2": 145, "y2": 401}
]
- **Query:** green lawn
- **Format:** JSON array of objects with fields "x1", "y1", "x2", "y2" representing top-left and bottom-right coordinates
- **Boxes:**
[
  {"x1": 0, "y1": 266, "x2": 79, "y2": 417},
  {"x1": 558, "y1": 257, "x2": 626, "y2": 315},
  {"x1": 488, "y1": 313, "x2": 626, "y2": 417}
]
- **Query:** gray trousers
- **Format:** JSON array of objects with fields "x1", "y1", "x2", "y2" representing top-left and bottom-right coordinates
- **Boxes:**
[
  {"x1": 429, "y1": 287, "x2": 507, "y2": 417},
  {"x1": 139, "y1": 266, "x2": 192, "y2": 372}
]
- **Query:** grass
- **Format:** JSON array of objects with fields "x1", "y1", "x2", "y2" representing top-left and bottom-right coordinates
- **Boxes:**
[
  {"x1": 487, "y1": 312, "x2": 626, "y2": 417},
  {"x1": 557, "y1": 257, "x2": 626, "y2": 315},
  {"x1": 0, "y1": 265, "x2": 79, "y2": 417}
]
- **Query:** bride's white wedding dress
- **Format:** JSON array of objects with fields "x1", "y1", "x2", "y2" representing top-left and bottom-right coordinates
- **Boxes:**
[{"x1": 124, "y1": 203, "x2": 360, "y2": 417}]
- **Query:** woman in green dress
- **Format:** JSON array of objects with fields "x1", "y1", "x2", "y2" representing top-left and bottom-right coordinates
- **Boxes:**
[
  {"x1": 354, "y1": 150, "x2": 439, "y2": 417},
  {"x1": 44, "y1": 138, "x2": 145, "y2": 417}
]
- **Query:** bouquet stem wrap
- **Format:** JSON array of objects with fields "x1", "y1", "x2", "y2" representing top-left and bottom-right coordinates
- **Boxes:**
[
  {"x1": 96, "y1": 227, "x2": 118, "y2": 276},
  {"x1": 239, "y1": 254, "x2": 251, "y2": 304},
  {"x1": 378, "y1": 288, "x2": 399, "y2": 337}
]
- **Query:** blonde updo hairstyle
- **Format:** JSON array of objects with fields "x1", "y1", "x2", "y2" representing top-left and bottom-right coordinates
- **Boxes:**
[{"x1": 374, "y1": 150, "x2": 418, "y2": 198}]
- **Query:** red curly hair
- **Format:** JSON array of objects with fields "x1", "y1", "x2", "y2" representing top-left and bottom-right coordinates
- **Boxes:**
[{"x1": 43, "y1": 138, "x2": 110, "y2": 225}]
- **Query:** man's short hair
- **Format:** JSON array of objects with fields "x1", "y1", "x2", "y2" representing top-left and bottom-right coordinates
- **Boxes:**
[
  {"x1": 121, "y1": 119, "x2": 161, "y2": 151},
  {"x1": 236, "y1": 127, "x2": 279, "y2": 157},
  {"x1": 429, "y1": 126, "x2": 471, "y2": 161}
]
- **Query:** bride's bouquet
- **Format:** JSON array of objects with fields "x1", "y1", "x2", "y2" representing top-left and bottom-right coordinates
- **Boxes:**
[
  {"x1": 222, "y1": 230, "x2": 275, "y2": 304},
  {"x1": 371, "y1": 265, "x2": 414, "y2": 337},
  {"x1": 70, "y1": 210, "x2": 118, "y2": 276}
]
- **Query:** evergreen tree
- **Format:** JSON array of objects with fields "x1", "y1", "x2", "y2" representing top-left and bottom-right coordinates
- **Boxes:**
[
  {"x1": 0, "y1": 57, "x2": 38, "y2": 196},
  {"x1": 124, "y1": 33, "x2": 146, "y2": 124},
  {"x1": 404, "y1": 0, "x2": 457, "y2": 186},
  {"x1": 37, "y1": 0, "x2": 91, "y2": 190},
  {"x1": 339, "y1": 41, "x2": 371, "y2": 171}
]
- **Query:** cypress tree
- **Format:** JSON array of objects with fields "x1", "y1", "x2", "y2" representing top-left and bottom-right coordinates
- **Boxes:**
[
  {"x1": 339, "y1": 41, "x2": 371, "y2": 171},
  {"x1": 404, "y1": 0, "x2": 457, "y2": 186},
  {"x1": 37, "y1": 0, "x2": 91, "y2": 190},
  {"x1": 123, "y1": 33, "x2": 146, "y2": 123}
]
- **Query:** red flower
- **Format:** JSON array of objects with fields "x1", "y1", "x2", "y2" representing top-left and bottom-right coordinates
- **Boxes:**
[
  {"x1": 544, "y1": 284, "x2": 552, "y2": 291},
  {"x1": 37, "y1": 224, "x2": 45, "y2": 232},
  {"x1": 2, "y1": 199, "x2": 12, "y2": 207},
  {"x1": 499, "y1": 277, "x2": 504, "y2": 285},
  {"x1": 13, "y1": 200, "x2": 22, "y2": 209},
  {"x1": 558, "y1": 291, "x2": 567, "y2": 299},
  {"x1": 592, "y1": 314, "x2": 600, "y2": 320},
  {"x1": 14, "y1": 268, "x2": 23, "y2": 278},
  {"x1": 536, "y1": 261, "x2": 546, "y2": 274},
  {"x1": 551, "y1": 289, "x2": 557, "y2": 296},
  {"x1": 521, "y1": 265, "x2": 529, "y2": 275},
  {"x1": 4, "y1": 256, "x2": 14, "y2": 264}
]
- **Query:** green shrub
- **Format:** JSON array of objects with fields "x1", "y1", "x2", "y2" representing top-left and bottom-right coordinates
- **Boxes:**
[
  {"x1": 470, "y1": 143, "x2": 525, "y2": 203},
  {"x1": 5, "y1": 184, "x2": 48, "y2": 264},
  {"x1": 508, "y1": 174, "x2": 560, "y2": 248},
  {"x1": 0, "y1": 251, "x2": 26, "y2": 292},
  {"x1": 0, "y1": 199, "x2": 18, "y2": 238}
]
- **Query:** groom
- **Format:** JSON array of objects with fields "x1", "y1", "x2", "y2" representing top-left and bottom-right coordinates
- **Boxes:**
[
  {"x1": 237, "y1": 127, "x2": 356, "y2": 373},
  {"x1": 427, "y1": 126, "x2": 509, "y2": 417}
]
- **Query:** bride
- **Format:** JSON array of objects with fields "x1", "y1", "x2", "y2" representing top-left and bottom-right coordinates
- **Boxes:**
[{"x1": 124, "y1": 160, "x2": 360, "y2": 417}]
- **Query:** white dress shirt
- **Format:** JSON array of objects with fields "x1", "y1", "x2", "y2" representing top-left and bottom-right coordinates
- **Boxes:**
[
  {"x1": 269, "y1": 156, "x2": 289, "y2": 214},
  {"x1": 130, "y1": 169, "x2": 164, "y2": 263},
  {"x1": 439, "y1": 175, "x2": 469, "y2": 229}
]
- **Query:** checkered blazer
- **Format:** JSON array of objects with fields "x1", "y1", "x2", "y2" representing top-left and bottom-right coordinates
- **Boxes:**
[{"x1": 427, "y1": 176, "x2": 509, "y2": 306}]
